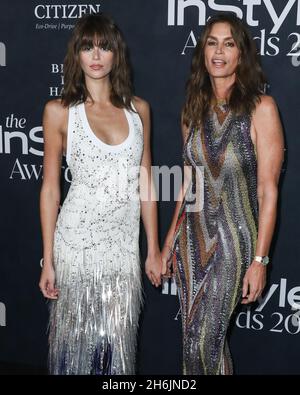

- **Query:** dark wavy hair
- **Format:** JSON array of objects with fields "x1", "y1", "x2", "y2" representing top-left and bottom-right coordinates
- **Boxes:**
[
  {"x1": 182, "y1": 13, "x2": 267, "y2": 128},
  {"x1": 61, "y1": 13, "x2": 133, "y2": 109}
]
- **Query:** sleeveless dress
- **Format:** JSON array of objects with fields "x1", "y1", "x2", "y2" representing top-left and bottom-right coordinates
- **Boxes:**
[
  {"x1": 48, "y1": 102, "x2": 144, "y2": 375},
  {"x1": 171, "y1": 106, "x2": 258, "y2": 375}
]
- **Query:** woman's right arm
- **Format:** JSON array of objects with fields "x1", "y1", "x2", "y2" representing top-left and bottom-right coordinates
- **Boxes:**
[
  {"x1": 161, "y1": 120, "x2": 190, "y2": 275},
  {"x1": 39, "y1": 100, "x2": 66, "y2": 299}
]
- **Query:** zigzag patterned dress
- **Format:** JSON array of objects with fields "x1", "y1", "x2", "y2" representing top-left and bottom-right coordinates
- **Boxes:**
[{"x1": 172, "y1": 105, "x2": 258, "y2": 375}]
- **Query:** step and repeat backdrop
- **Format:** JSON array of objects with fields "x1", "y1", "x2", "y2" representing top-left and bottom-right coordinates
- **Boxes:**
[{"x1": 0, "y1": 0, "x2": 300, "y2": 374}]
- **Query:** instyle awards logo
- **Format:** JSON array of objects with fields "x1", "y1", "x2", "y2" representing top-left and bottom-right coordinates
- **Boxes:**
[
  {"x1": 167, "y1": 0, "x2": 300, "y2": 58},
  {"x1": 0, "y1": 42, "x2": 6, "y2": 66},
  {"x1": 0, "y1": 302, "x2": 6, "y2": 327},
  {"x1": 167, "y1": 277, "x2": 300, "y2": 333},
  {"x1": 0, "y1": 114, "x2": 71, "y2": 182},
  {"x1": 236, "y1": 278, "x2": 300, "y2": 334},
  {"x1": 0, "y1": 114, "x2": 43, "y2": 181},
  {"x1": 162, "y1": 277, "x2": 178, "y2": 296},
  {"x1": 0, "y1": 114, "x2": 72, "y2": 182},
  {"x1": 34, "y1": 3, "x2": 101, "y2": 31}
]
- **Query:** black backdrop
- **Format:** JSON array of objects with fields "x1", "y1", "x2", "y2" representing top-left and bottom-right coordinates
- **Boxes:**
[{"x1": 0, "y1": 0, "x2": 300, "y2": 375}]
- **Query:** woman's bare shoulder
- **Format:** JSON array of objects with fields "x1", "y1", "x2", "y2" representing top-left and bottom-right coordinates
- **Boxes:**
[
  {"x1": 254, "y1": 95, "x2": 278, "y2": 115},
  {"x1": 43, "y1": 99, "x2": 68, "y2": 130},
  {"x1": 44, "y1": 98, "x2": 68, "y2": 116},
  {"x1": 132, "y1": 96, "x2": 150, "y2": 115}
]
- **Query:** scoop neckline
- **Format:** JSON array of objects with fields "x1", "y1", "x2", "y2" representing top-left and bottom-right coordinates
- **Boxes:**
[{"x1": 79, "y1": 102, "x2": 134, "y2": 151}]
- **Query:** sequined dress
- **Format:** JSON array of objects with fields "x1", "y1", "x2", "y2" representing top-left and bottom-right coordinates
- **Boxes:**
[
  {"x1": 48, "y1": 102, "x2": 144, "y2": 375},
  {"x1": 172, "y1": 106, "x2": 258, "y2": 375}
]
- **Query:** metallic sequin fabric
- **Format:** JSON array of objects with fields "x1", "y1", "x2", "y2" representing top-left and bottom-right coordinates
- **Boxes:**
[
  {"x1": 48, "y1": 102, "x2": 144, "y2": 375},
  {"x1": 172, "y1": 108, "x2": 258, "y2": 375}
]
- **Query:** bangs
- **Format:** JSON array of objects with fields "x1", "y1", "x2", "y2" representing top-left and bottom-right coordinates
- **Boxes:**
[
  {"x1": 63, "y1": 13, "x2": 133, "y2": 108},
  {"x1": 76, "y1": 21, "x2": 117, "y2": 52}
]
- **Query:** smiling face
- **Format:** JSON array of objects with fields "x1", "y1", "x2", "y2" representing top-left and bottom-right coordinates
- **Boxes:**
[
  {"x1": 204, "y1": 22, "x2": 240, "y2": 80},
  {"x1": 79, "y1": 37, "x2": 114, "y2": 81}
]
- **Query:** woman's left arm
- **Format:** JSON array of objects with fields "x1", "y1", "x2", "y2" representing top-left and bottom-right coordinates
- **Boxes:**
[
  {"x1": 134, "y1": 97, "x2": 162, "y2": 287},
  {"x1": 242, "y1": 95, "x2": 284, "y2": 304}
]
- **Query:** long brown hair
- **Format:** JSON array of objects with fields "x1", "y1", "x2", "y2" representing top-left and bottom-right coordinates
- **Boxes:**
[
  {"x1": 182, "y1": 13, "x2": 266, "y2": 128},
  {"x1": 62, "y1": 13, "x2": 134, "y2": 109}
]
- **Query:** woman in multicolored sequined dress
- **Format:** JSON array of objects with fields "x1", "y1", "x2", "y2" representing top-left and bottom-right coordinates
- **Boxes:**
[
  {"x1": 162, "y1": 13, "x2": 284, "y2": 375},
  {"x1": 39, "y1": 13, "x2": 162, "y2": 374}
]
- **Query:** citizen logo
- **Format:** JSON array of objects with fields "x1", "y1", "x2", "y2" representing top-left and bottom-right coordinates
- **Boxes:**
[
  {"x1": 0, "y1": 42, "x2": 6, "y2": 67},
  {"x1": 34, "y1": 4, "x2": 101, "y2": 19},
  {"x1": 168, "y1": 0, "x2": 300, "y2": 34}
]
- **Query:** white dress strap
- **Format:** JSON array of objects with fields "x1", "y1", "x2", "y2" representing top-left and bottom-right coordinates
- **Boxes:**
[
  {"x1": 130, "y1": 100, "x2": 138, "y2": 113},
  {"x1": 130, "y1": 100, "x2": 144, "y2": 132}
]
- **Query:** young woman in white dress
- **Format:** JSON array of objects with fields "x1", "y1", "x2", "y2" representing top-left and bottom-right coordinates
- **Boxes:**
[{"x1": 39, "y1": 13, "x2": 162, "y2": 375}]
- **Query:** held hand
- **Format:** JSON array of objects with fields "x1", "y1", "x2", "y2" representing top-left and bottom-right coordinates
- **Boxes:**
[
  {"x1": 39, "y1": 263, "x2": 59, "y2": 299},
  {"x1": 145, "y1": 249, "x2": 163, "y2": 288},
  {"x1": 241, "y1": 260, "x2": 267, "y2": 304},
  {"x1": 161, "y1": 242, "x2": 173, "y2": 279}
]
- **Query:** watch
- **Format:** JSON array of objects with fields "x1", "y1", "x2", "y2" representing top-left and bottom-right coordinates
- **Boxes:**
[{"x1": 254, "y1": 255, "x2": 269, "y2": 266}]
